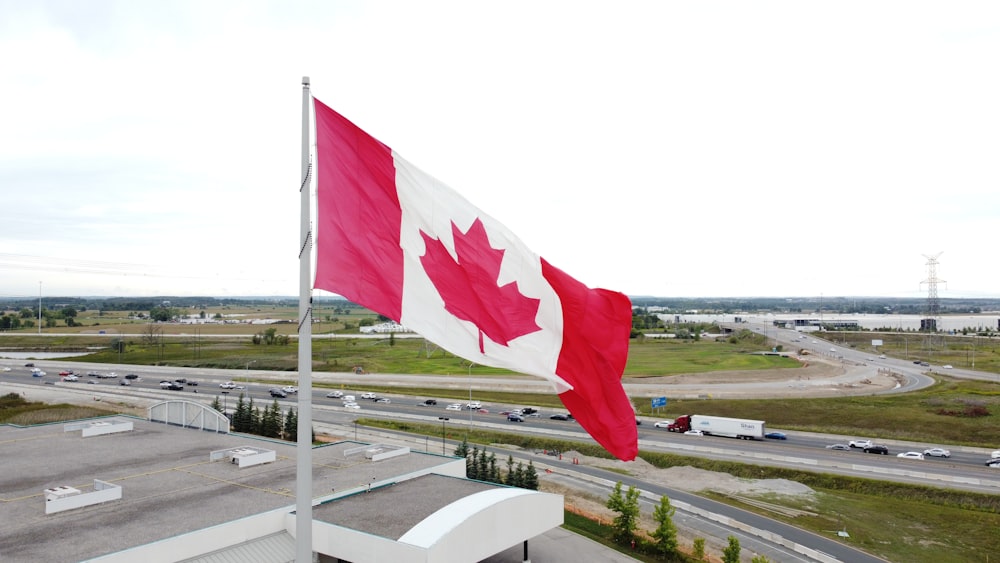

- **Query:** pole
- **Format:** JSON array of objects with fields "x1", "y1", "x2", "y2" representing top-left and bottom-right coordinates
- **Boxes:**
[
  {"x1": 295, "y1": 75, "x2": 314, "y2": 563},
  {"x1": 38, "y1": 281, "x2": 41, "y2": 334},
  {"x1": 439, "y1": 417, "x2": 449, "y2": 454}
]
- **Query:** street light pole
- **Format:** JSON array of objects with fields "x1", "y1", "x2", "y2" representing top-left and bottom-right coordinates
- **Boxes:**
[
  {"x1": 438, "y1": 417, "x2": 449, "y2": 454},
  {"x1": 220, "y1": 391, "x2": 229, "y2": 417},
  {"x1": 245, "y1": 360, "x2": 255, "y2": 388}
]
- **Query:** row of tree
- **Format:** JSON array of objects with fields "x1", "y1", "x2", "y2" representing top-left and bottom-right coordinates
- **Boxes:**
[
  {"x1": 454, "y1": 440, "x2": 539, "y2": 490},
  {"x1": 212, "y1": 393, "x2": 299, "y2": 441},
  {"x1": 605, "y1": 481, "x2": 771, "y2": 562}
]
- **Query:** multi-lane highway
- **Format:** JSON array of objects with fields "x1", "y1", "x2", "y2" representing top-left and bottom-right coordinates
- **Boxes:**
[{"x1": 2, "y1": 358, "x2": 998, "y2": 495}]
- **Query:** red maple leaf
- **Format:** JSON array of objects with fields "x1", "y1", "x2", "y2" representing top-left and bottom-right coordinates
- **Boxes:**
[{"x1": 419, "y1": 218, "x2": 541, "y2": 352}]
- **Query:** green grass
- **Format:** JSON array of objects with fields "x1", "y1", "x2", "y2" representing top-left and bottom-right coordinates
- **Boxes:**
[{"x1": 0, "y1": 393, "x2": 118, "y2": 425}]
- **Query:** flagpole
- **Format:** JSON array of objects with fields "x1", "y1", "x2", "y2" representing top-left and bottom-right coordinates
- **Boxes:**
[{"x1": 296, "y1": 75, "x2": 314, "y2": 562}]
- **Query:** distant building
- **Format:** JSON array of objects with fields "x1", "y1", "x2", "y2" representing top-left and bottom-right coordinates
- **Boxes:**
[{"x1": 360, "y1": 321, "x2": 412, "y2": 334}]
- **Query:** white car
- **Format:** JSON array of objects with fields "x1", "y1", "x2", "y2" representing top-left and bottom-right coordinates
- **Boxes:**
[
  {"x1": 159, "y1": 381, "x2": 174, "y2": 389},
  {"x1": 1, "y1": 367, "x2": 11, "y2": 372},
  {"x1": 991, "y1": 450, "x2": 1000, "y2": 459},
  {"x1": 684, "y1": 429, "x2": 704, "y2": 436},
  {"x1": 653, "y1": 420, "x2": 673, "y2": 428},
  {"x1": 220, "y1": 381, "x2": 237, "y2": 389},
  {"x1": 282, "y1": 386, "x2": 298, "y2": 394},
  {"x1": 360, "y1": 392, "x2": 377, "y2": 399},
  {"x1": 942, "y1": 364, "x2": 953, "y2": 369},
  {"x1": 326, "y1": 390, "x2": 343, "y2": 398},
  {"x1": 849, "y1": 439, "x2": 873, "y2": 449},
  {"x1": 343, "y1": 402, "x2": 360, "y2": 409},
  {"x1": 923, "y1": 448, "x2": 951, "y2": 458},
  {"x1": 64, "y1": 374, "x2": 79, "y2": 382},
  {"x1": 445, "y1": 404, "x2": 462, "y2": 411},
  {"x1": 897, "y1": 451, "x2": 925, "y2": 460}
]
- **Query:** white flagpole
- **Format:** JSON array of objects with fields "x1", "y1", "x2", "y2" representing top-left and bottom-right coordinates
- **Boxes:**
[{"x1": 296, "y1": 75, "x2": 314, "y2": 562}]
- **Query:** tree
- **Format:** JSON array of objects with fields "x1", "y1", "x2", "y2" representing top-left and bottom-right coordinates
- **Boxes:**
[
  {"x1": 467, "y1": 446, "x2": 479, "y2": 479},
  {"x1": 283, "y1": 407, "x2": 297, "y2": 441},
  {"x1": 522, "y1": 461, "x2": 539, "y2": 490},
  {"x1": 722, "y1": 535, "x2": 741, "y2": 563},
  {"x1": 210, "y1": 396, "x2": 222, "y2": 413},
  {"x1": 692, "y1": 538, "x2": 706, "y2": 561},
  {"x1": 605, "y1": 481, "x2": 640, "y2": 546},
  {"x1": 750, "y1": 555, "x2": 772, "y2": 563},
  {"x1": 652, "y1": 495, "x2": 679, "y2": 558},
  {"x1": 453, "y1": 438, "x2": 469, "y2": 458},
  {"x1": 260, "y1": 400, "x2": 281, "y2": 438}
]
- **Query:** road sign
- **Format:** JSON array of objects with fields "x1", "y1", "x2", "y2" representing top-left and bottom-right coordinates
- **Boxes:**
[{"x1": 651, "y1": 396, "x2": 667, "y2": 408}]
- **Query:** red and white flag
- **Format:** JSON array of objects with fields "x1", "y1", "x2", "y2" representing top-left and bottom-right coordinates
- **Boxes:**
[{"x1": 313, "y1": 98, "x2": 637, "y2": 461}]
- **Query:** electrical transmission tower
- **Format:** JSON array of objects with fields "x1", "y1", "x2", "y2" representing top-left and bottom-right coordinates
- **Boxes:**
[
  {"x1": 919, "y1": 252, "x2": 945, "y2": 356},
  {"x1": 920, "y1": 252, "x2": 944, "y2": 322}
]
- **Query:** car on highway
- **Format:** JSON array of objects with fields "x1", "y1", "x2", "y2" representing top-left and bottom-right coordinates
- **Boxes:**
[
  {"x1": 653, "y1": 420, "x2": 673, "y2": 428},
  {"x1": 764, "y1": 432, "x2": 787, "y2": 440},
  {"x1": 507, "y1": 414, "x2": 524, "y2": 422},
  {"x1": 59, "y1": 370, "x2": 73, "y2": 376},
  {"x1": 418, "y1": 399, "x2": 437, "y2": 406},
  {"x1": 991, "y1": 450, "x2": 1000, "y2": 459},
  {"x1": 281, "y1": 386, "x2": 298, "y2": 394},
  {"x1": 125, "y1": 374, "x2": 139, "y2": 380},
  {"x1": 269, "y1": 389, "x2": 287, "y2": 398},
  {"x1": 897, "y1": 451, "x2": 925, "y2": 460},
  {"x1": 923, "y1": 448, "x2": 951, "y2": 458},
  {"x1": 64, "y1": 374, "x2": 79, "y2": 382},
  {"x1": 32, "y1": 370, "x2": 46, "y2": 377},
  {"x1": 826, "y1": 444, "x2": 851, "y2": 451},
  {"x1": 684, "y1": 429, "x2": 703, "y2": 436},
  {"x1": 165, "y1": 383, "x2": 184, "y2": 391},
  {"x1": 343, "y1": 402, "x2": 360, "y2": 409},
  {"x1": 445, "y1": 404, "x2": 462, "y2": 411},
  {"x1": 985, "y1": 459, "x2": 1000, "y2": 468},
  {"x1": 326, "y1": 391, "x2": 343, "y2": 398},
  {"x1": 849, "y1": 439, "x2": 873, "y2": 449},
  {"x1": 1, "y1": 367, "x2": 10, "y2": 372},
  {"x1": 220, "y1": 381, "x2": 237, "y2": 389},
  {"x1": 375, "y1": 398, "x2": 391, "y2": 403},
  {"x1": 863, "y1": 445, "x2": 889, "y2": 455},
  {"x1": 360, "y1": 392, "x2": 377, "y2": 399},
  {"x1": 119, "y1": 379, "x2": 131, "y2": 386},
  {"x1": 549, "y1": 414, "x2": 570, "y2": 421},
  {"x1": 24, "y1": 363, "x2": 34, "y2": 367},
  {"x1": 941, "y1": 364, "x2": 953, "y2": 369},
  {"x1": 186, "y1": 380, "x2": 199, "y2": 386},
  {"x1": 878, "y1": 354, "x2": 887, "y2": 359}
]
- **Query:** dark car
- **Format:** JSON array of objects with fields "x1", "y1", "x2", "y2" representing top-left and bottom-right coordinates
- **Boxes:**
[
  {"x1": 765, "y1": 432, "x2": 787, "y2": 440},
  {"x1": 507, "y1": 414, "x2": 524, "y2": 422},
  {"x1": 186, "y1": 380, "x2": 199, "y2": 386},
  {"x1": 864, "y1": 445, "x2": 889, "y2": 455},
  {"x1": 421, "y1": 399, "x2": 438, "y2": 406},
  {"x1": 549, "y1": 414, "x2": 570, "y2": 421},
  {"x1": 166, "y1": 383, "x2": 184, "y2": 391},
  {"x1": 269, "y1": 389, "x2": 287, "y2": 398},
  {"x1": 174, "y1": 378, "x2": 187, "y2": 384},
  {"x1": 521, "y1": 407, "x2": 539, "y2": 416},
  {"x1": 124, "y1": 374, "x2": 139, "y2": 380},
  {"x1": 24, "y1": 363, "x2": 34, "y2": 367}
]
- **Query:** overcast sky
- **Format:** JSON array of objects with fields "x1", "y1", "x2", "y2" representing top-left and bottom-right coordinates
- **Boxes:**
[{"x1": 2, "y1": 1, "x2": 998, "y2": 300}]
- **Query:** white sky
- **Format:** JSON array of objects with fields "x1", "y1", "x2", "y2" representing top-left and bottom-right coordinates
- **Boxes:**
[{"x1": 1, "y1": 1, "x2": 998, "y2": 299}]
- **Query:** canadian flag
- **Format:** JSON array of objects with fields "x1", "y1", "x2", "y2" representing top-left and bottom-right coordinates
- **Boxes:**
[{"x1": 313, "y1": 98, "x2": 637, "y2": 461}]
